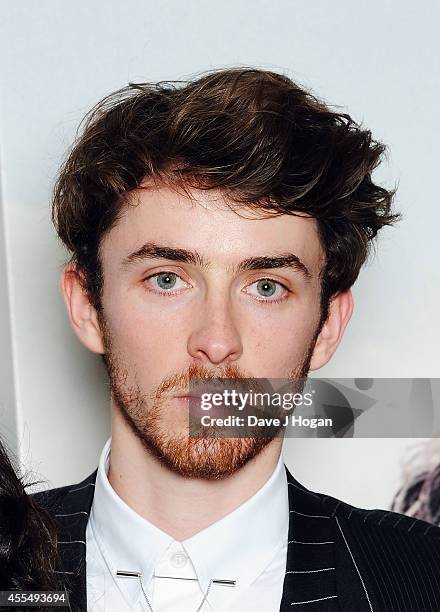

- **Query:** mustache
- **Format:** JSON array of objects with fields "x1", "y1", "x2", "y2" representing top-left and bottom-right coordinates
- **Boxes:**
[{"x1": 154, "y1": 362, "x2": 248, "y2": 398}]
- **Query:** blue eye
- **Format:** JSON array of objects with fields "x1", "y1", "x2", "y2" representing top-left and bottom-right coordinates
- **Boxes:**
[
  {"x1": 144, "y1": 271, "x2": 190, "y2": 295},
  {"x1": 256, "y1": 279, "x2": 277, "y2": 297},
  {"x1": 143, "y1": 272, "x2": 290, "y2": 304},
  {"x1": 245, "y1": 278, "x2": 289, "y2": 304},
  {"x1": 155, "y1": 272, "x2": 178, "y2": 290}
]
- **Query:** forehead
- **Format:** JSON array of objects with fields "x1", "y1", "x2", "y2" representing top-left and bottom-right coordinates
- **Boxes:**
[{"x1": 100, "y1": 185, "x2": 325, "y2": 276}]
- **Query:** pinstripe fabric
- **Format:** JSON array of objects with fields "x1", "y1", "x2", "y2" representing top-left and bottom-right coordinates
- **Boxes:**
[{"x1": 33, "y1": 467, "x2": 440, "y2": 611}]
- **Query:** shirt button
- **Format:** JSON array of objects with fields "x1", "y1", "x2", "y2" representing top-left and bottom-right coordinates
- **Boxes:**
[{"x1": 170, "y1": 551, "x2": 188, "y2": 568}]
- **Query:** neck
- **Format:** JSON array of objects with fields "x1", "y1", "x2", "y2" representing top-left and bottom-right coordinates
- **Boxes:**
[{"x1": 107, "y1": 405, "x2": 283, "y2": 540}]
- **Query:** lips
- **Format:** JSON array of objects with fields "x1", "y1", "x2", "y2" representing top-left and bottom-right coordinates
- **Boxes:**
[
  {"x1": 175, "y1": 395, "x2": 202, "y2": 407},
  {"x1": 176, "y1": 395, "x2": 203, "y2": 402},
  {"x1": 174, "y1": 386, "x2": 225, "y2": 399},
  {"x1": 174, "y1": 394, "x2": 227, "y2": 416}
]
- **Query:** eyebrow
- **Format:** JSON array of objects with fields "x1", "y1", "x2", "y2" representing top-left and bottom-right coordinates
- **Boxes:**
[{"x1": 121, "y1": 241, "x2": 312, "y2": 280}]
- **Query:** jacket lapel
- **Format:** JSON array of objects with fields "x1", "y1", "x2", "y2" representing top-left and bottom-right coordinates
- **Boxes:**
[{"x1": 279, "y1": 467, "x2": 339, "y2": 611}]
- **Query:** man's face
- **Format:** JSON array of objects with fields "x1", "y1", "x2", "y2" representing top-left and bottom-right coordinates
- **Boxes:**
[{"x1": 97, "y1": 185, "x2": 326, "y2": 478}]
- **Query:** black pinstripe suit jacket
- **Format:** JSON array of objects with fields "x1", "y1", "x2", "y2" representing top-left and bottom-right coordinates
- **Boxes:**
[{"x1": 33, "y1": 467, "x2": 440, "y2": 611}]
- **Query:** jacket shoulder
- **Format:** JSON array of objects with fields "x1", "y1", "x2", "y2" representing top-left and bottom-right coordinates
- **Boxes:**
[
  {"x1": 31, "y1": 470, "x2": 97, "y2": 514},
  {"x1": 285, "y1": 468, "x2": 440, "y2": 541},
  {"x1": 319, "y1": 490, "x2": 440, "y2": 539}
]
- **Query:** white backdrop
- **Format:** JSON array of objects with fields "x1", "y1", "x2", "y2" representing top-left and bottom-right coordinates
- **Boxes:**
[{"x1": 0, "y1": 1, "x2": 439, "y2": 508}]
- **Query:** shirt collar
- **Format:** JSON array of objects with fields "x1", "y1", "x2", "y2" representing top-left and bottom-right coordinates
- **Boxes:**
[
  {"x1": 183, "y1": 450, "x2": 288, "y2": 592},
  {"x1": 90, "y1": 438, "x2": 174, "y2": 606},
  {"x1": 90, "y1": 437, "x2": 288, "y2": 605}
]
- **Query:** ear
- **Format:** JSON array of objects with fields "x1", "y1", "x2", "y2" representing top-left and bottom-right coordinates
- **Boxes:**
[
  {"x1": 309, "y1": 289, "x2": 353, "y2": 371},
  {"x1": 60, "y1": 262, "x2": 105, "y2": 354}
]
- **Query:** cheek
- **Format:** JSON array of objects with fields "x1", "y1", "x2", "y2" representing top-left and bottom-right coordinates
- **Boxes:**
[
  {"x1": 246, "y1": 302, "x2": 320, "y2": 372},
  {"x1": 102, "y1": 293, "x2": 187, "y2": 368},
  {"x1": 251, "y1": 326, "x2": 314, "y2": 368}
]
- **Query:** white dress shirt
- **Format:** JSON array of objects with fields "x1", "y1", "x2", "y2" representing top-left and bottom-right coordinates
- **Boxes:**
[{"x1": 86, "y1": 438, "x2": 288, "y2": 611}]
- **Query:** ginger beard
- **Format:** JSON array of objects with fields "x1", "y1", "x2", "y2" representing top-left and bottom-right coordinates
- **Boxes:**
[{"x1": 100, "y1": 315, "x2": 321, "y2": 480}]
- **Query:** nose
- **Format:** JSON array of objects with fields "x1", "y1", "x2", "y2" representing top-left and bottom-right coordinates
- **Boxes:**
[{"x1": 187, "y1": 296, "x2": 243, "y2": 366}]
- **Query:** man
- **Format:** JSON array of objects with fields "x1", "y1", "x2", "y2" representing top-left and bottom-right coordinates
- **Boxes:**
[{"x1": 34, "y1": 68, "x2": 440, "y2": 611}]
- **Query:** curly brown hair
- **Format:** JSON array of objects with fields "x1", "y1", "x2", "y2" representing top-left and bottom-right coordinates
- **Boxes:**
[
  {"x1": 0, "y1": 439, "x2": 62, "y2": 611},
  {"x1": 52, "y1": 67, "x2": 400, "y2": 324}
]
